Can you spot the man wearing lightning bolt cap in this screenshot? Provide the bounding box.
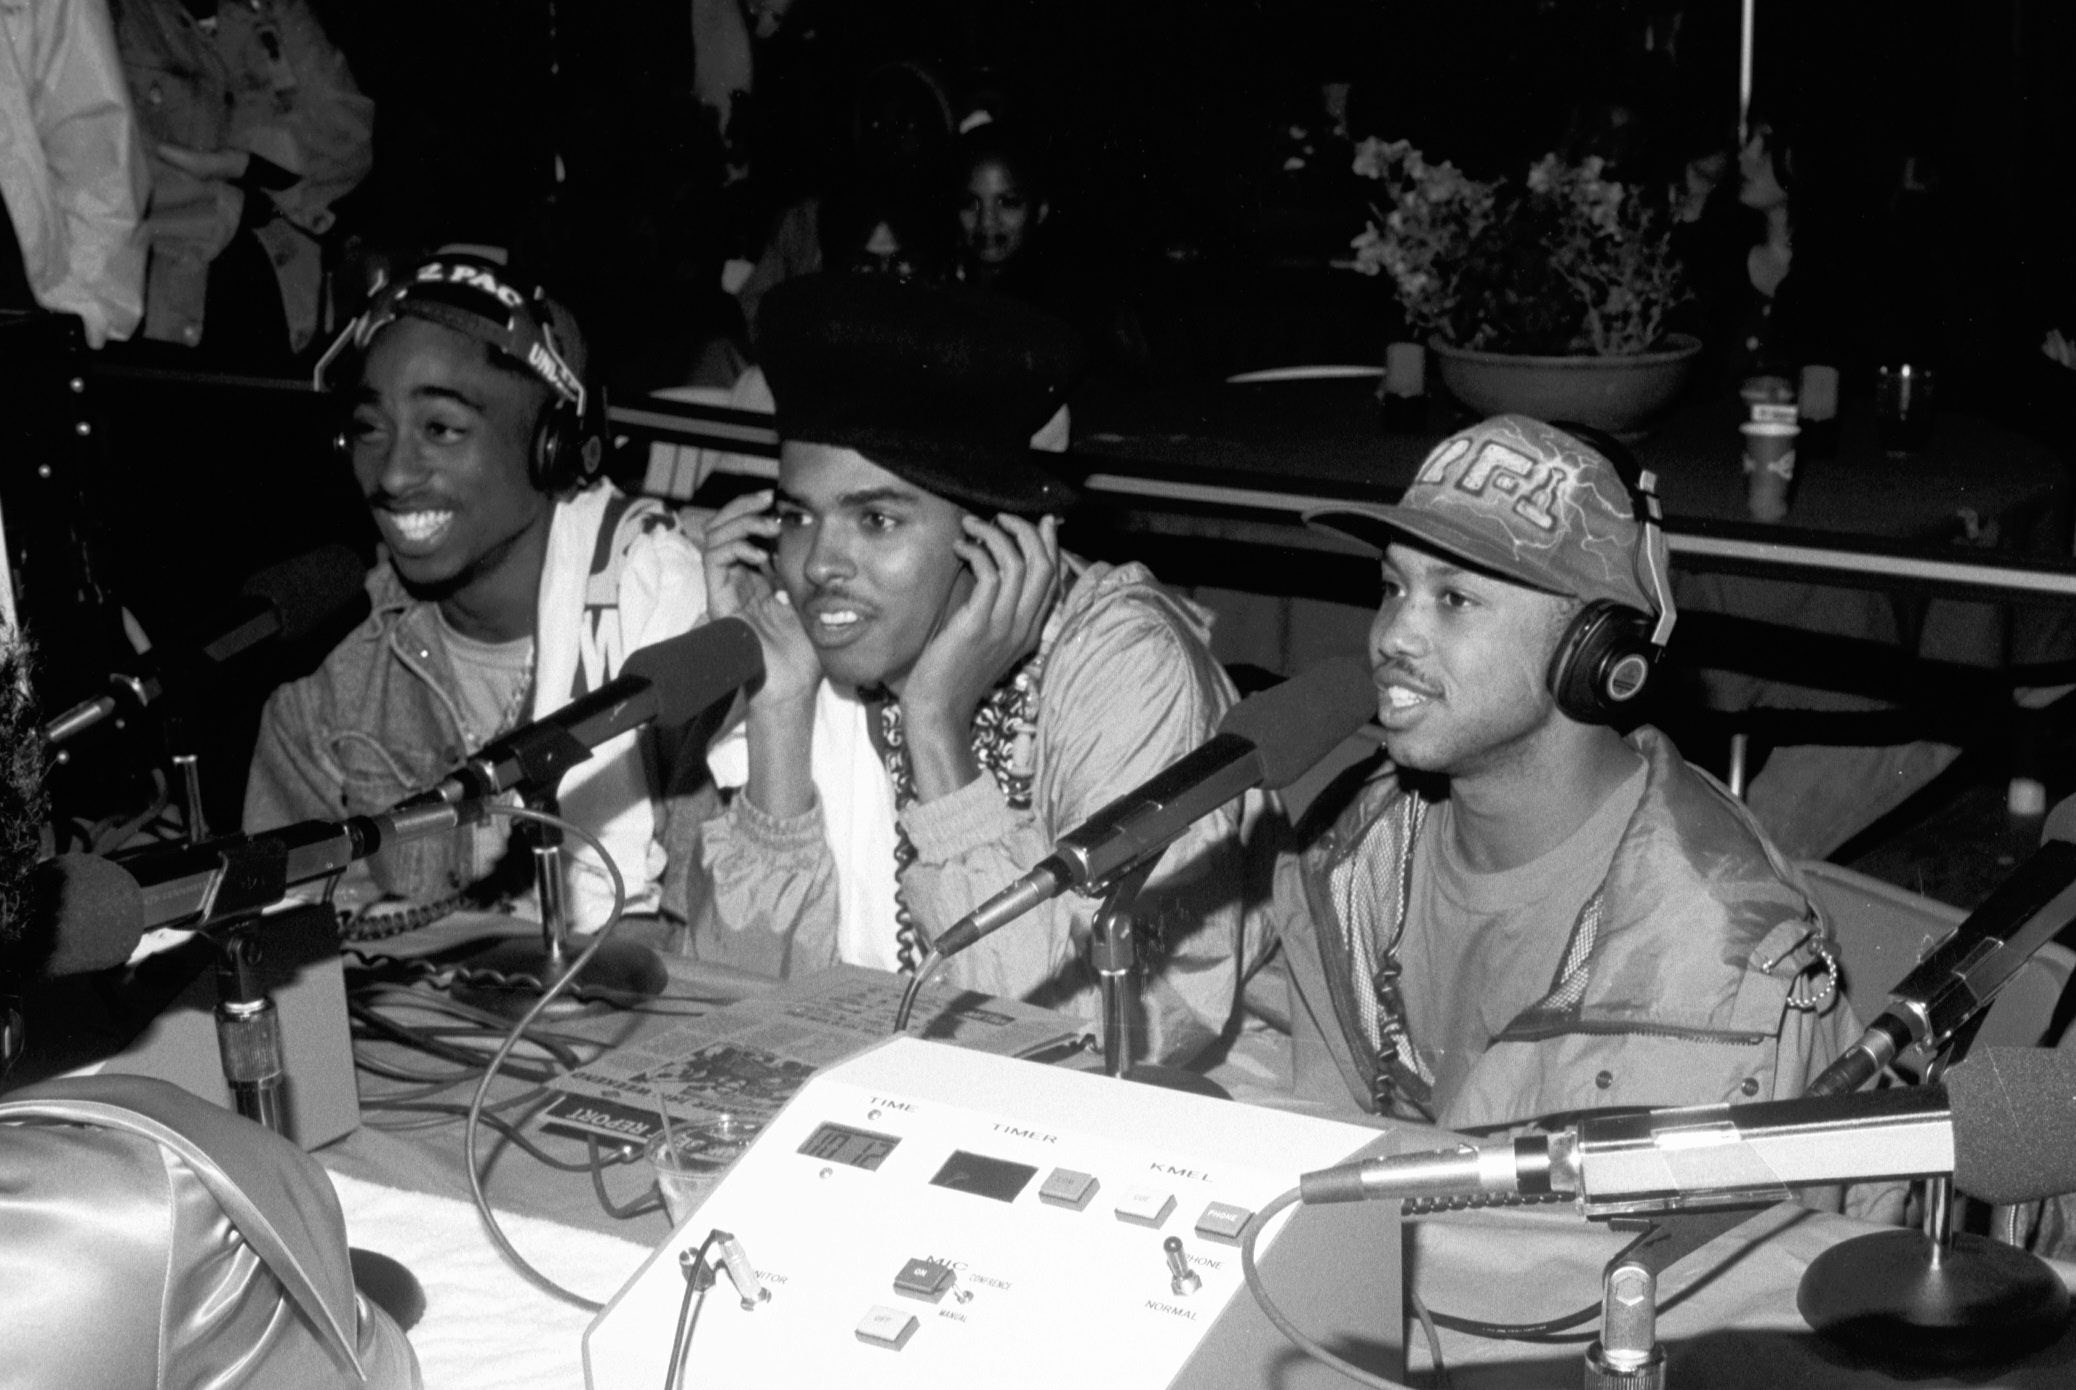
[1271,414,1863,1139]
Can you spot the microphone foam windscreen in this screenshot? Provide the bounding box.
[28,853,147,976]
[623,617,765,727]
[1220,655,1378,790]
[1946,1046,2076,1206]
[241,544,370,641]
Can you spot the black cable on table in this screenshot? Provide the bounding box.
[365,1100,602,1172]
[462,801,639,1312]
[664,1233,721,1390]
[1423,1301,1600,1342]
[589,1136,665,1220]
[1239,1188,1419,1390]
[360,987,610,1055]
[347,998,582,1079]
[1417,1218,1684,1342]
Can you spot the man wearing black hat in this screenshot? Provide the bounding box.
[681,275,1262,1064]
[1273,415,1862,1137]
[244,252,708,934]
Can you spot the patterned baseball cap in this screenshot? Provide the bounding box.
[1306,414,1664,617]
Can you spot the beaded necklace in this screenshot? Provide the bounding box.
[868,653,1044,973]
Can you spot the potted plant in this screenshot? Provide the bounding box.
[1349,139,1700,437]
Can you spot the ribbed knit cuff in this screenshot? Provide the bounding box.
[707,789,827,853]
[900,775,1020,862]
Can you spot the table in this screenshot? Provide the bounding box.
[1069,379,2075,858]
[314,916,2076,1389]
[1068,379,2070,548]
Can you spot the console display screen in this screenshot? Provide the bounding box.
[797,1122,900,1171]
[928,1151,1038,1203]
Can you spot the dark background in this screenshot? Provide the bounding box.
[21,0,2076,837]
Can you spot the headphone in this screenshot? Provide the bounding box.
[1543,431,1678,726]
[313,255,605,495]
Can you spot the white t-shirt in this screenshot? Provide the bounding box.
[1401,761,1647,1112]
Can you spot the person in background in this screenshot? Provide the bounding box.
[1269,415,1863,1139]
[680,274,1266,1064]
[948,119,1151,383]
[110,0,372,363]
[0,0,147,348]
[730,56,955,345]
[951,123,1050,293]
[244,252,707,936]
[817,170,950,286]
[1676,112,1845,390]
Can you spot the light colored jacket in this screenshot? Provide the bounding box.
[0,0,147,346]
[1275,727,1859,1132]
[244,486,708,930]
[677,560,1271,1064]
[110,0,371,349]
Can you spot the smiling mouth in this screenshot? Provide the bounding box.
[1376,674,1440,721]
[805,602,870,644]
[377,508,455,551]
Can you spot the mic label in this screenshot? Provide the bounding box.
[1148,1162,1210,1182]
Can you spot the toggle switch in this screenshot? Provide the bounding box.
[1164,1236,1202,1296]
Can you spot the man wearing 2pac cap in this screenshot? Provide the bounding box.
[681,275,1265,1064]
[1272,414,1862,1132]
[244,251,707,934]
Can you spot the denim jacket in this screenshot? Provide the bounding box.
[244,485,707,928]
[110,0,372,349]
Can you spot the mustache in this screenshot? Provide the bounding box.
[1373,657,1429,682]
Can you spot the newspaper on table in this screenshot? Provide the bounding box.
[540,963,1091,1147]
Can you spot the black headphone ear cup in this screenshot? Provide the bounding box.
[1549,600,1658,724]
[530,406,564,493]
[529,398,604,494]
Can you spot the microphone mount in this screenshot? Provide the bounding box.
[1798,1031,2071,1368]
[438,785,668,1019]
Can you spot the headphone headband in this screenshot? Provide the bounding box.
[1631,467,1678,650]
[312,257,587,416]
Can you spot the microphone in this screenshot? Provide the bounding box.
[1807,797,2076,1097]
[1297,1046,2076,1215]
[931,656,1378,960]
[32,798,501,963]
[24,853,149,975]
[398,617,762,808]
[43,545,370,745]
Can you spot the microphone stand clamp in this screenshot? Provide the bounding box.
[1087,859,1227,1099]
[445,785,667,1018]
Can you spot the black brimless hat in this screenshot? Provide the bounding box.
[757,275,1085,514]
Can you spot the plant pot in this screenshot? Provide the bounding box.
[1429,333,1704,441]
